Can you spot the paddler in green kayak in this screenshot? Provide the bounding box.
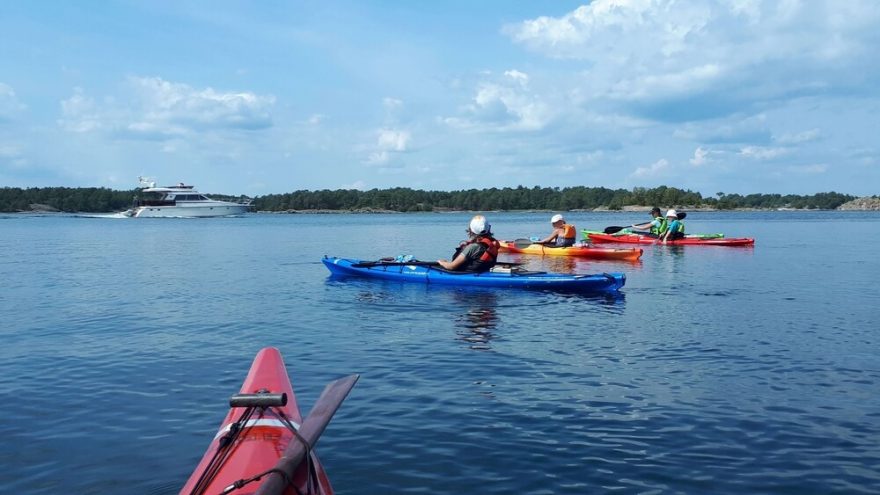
[437,215,500,272]
[630,207,666,237]
[660,209,686,243]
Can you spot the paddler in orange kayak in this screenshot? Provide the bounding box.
[536,214,577,247]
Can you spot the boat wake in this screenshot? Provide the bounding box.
[74,212,131,219]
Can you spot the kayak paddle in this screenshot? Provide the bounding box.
[513,238,560,248]
[352,260,442,268]
[253,374,360,495]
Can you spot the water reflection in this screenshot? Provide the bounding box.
[451,290,499,351]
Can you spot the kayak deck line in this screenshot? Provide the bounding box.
[212,417,302,440]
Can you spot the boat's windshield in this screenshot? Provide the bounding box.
[171,194,210,201]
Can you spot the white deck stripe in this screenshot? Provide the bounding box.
[214,418,301,439]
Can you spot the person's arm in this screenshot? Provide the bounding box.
[537,229,560,244]
[661,221,676,243]
[437,244,474,270]
[632,221,652,229]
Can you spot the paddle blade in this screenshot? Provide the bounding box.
[604,226,625,234]
[677,212,687,219]
[513,238,534,249]
[254,374,360,495]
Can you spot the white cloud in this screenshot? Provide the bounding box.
[367,151,389,165]
[57,77,276,138]
[631,158,670,178]
[128,76,275,132]
[377,129,410,152]
[58,88,103,133]
[504,70,529,87]
[610,64,723,100]
[504,1,880,121]
[739,145,788,159]
[341,180,367,190]
[690,147,710,166]
[366,128,411,166]
[445,74,553,132]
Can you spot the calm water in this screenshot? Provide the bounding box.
[1,211,878,494]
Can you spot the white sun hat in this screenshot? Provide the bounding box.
[469,215,490,235]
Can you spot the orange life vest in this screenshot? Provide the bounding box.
[561,224,576,240]
[460,235,499,272]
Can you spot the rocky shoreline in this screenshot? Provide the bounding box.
[837,197,880,210]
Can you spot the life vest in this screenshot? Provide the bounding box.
[556,224,576,247]
[651,217,668,235]
[459,235,499,272]
[671,220,685,234]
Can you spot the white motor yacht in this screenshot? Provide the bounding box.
[124,177,251,218]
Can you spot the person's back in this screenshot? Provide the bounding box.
[650,216,668,236]
[556,222,576,247]
[457,235,499,272]
[437,215,499,272]
[660,209,685,243]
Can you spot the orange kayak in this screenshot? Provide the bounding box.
[180,347,357,495]
[499,240,642,261]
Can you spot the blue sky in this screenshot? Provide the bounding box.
[1,1,878,196]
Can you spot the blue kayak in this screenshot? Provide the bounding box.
[322,256,625,292]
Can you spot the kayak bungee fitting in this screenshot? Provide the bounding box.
[180,347,358,495]
[586,231,755,246]
[322,256,625,292]
[498,239,642,261]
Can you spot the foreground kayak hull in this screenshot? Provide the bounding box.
[587,232,755,246]
[322,256,625,292]
[179,347,333,495]
[498,240,642,260]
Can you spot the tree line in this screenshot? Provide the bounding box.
[252,186,855,211]
[0,185,857,213]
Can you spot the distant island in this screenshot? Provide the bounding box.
[1,185,877,213]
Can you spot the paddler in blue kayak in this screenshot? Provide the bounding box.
[437,215,500,272]
[536,214,577,247]
[630,207,666,237]
[660,209,685,243]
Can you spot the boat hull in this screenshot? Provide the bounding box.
[498,241,642,260]
[587,232,755,246]
[129,203,249,218]
[179,347,333,495]
[322,257,625,292]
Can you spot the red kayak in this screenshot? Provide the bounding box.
[180,347,358,495]
[498,240,642,261]
[587,232,755,246]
